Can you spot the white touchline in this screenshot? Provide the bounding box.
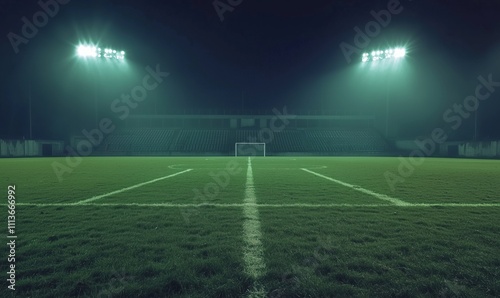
[10,203,500,208]
[243,157,267,298]
[73,169,193,205]
[301,168,411,206]
[10,202,500,207]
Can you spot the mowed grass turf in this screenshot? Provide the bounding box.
[292,157,500,204]
[259,207,500,297]
[251,166,385,205]
[101,160,247,205]
[0,156,499,297]
[1,157,188,204]
[1,206,250,297]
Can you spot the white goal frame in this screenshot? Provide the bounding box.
[235,142,266,157]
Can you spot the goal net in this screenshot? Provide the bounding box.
[235,143,266,157]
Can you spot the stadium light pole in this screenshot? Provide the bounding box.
[361,48,406,138]
[474,109,478,141]
[76,44,126,127]
[29,82,32,139]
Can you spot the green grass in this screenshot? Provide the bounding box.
[299,157,500,204]
[260,207,500,297]
[0,156,499,297]
[12,206,250,297]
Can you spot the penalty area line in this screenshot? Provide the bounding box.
[301,168,411,206]
[73,169,193,205]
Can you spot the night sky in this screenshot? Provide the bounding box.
[1,0,499,140]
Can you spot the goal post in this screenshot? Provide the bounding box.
[235,142,266,157]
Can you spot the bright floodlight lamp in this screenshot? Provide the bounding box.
[76,44,125,60]
[394,48,406,58]
[362,47,406,62]
[77,45,98,58]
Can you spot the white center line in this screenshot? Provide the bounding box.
[74,169,193,205]
[243,157,266,297]
[301,168,411,206]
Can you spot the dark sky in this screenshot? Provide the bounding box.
[1,0,499,139]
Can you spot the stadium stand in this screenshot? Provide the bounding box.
[98,128,176,153]
[89,111,392,156]
[96,127,388,156]
[305,128,388,153]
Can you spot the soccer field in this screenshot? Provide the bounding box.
[1,156,500,297]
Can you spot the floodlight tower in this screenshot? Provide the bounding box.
[361,47,406,138]
[76,44,126,127]
[77,45,126,60]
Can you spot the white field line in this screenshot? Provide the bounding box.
[73,169,193,205]
[243,157,266,298]
[10,202,500,208]
[301,168,411,206]
[169,165,327,170]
